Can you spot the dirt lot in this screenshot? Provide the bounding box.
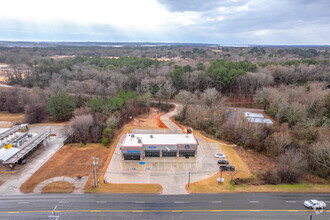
[20,144,110,193]
[234,146,278,174]
[20,110,165,194]
[128,108,162,128]
[41,181,75,193]
[0,112,24,126]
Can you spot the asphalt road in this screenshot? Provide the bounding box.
[0,193,329,219]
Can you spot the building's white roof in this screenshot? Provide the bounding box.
[0,147,20,162]
[244,112,264,118]
[247,117,273,124]
[122,133,197,147]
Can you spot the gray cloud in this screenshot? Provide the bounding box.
[0,0,329,44]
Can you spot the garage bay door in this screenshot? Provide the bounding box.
[123,153,140,160]
[179,150,195,157]
[145,150,160,157]
[162,150,177,157]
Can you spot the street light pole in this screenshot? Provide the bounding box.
[188,172,191,188]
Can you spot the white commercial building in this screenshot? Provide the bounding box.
[120,133,198,160]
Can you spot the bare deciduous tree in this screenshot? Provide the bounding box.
[201,87,219,108]
[64,114,94,144]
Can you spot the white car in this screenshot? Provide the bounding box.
[304,200,326,209]
[215,153,226,158]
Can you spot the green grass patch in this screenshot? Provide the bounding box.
[270,184,308,190]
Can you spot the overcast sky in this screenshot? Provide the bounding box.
[1,0,329,44]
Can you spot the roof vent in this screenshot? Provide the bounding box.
[186,134,189,138]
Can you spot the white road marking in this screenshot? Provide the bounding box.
[212,201,222,203]
[96,201,107,204]
[249,201,260,203]
[17,202,29,204]
[286,201,296,203]
[134,201,145,204]
[59,201,69,204]
[174,201,185,204]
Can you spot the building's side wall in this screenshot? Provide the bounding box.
[143,144,177,157]
[121,146,143,160]
[177,144,198,157]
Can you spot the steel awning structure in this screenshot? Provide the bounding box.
[0,124,28,141]
[3,129,51,164]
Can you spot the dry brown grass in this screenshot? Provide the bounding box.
[188,131,330,193]
[29,122,68,127]
[128,108,162,128]
[21,110,165,194]
[234,146,278,174]
[94,182,162,194]
[194,131,251,178]
[188,172,330,193]
[41,181,75,193]
[21,144,110,193]
[0,180,3,186]
[0,112,24,123]
[188,131,251,193]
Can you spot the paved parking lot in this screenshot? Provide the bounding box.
[120,160,203,172]
[104,103,223,194]
[104,131,221,194]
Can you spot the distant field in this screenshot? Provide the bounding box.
[0,112,24,124]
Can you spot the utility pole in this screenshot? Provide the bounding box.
[93,157,99,188]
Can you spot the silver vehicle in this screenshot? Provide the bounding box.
[304,200,326,209]
[215,153,226,158]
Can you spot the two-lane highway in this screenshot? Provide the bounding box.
[0,193,329,219]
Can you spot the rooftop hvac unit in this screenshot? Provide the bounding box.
[131,133,135,138]
[137,137,142,143]
[150,134,153,138]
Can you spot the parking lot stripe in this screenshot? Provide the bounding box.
[249,201,260,203]
[212,201,222,203]
[286,201,296,203]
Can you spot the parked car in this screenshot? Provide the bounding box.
[215,153,226,158]
[217,160,229,165]
[219,165,235,171]
[304,200,326,209]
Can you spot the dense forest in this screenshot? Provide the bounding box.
[0,46,329,182]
